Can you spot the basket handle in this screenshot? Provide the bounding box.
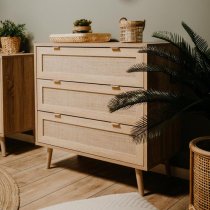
[119,17,146,30]
[119,17,127,24]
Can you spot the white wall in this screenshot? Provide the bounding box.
[0,0,210,45]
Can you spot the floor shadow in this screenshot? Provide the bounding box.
[143,171,189,196]
[53,155,135,183]
[4,138,40,155]
[53,155,189,197]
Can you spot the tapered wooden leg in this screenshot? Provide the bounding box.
[0,137,6,157]
[47,148,53,169]
[164,160,171,176]
[135,169,144,196]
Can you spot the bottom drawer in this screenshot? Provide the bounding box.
[37,111,144,166]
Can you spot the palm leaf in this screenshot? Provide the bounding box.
[128,63,178,80]
[127,63,209,97]
[152,31,196,69]
[131,96,206,143]
[138,46,182,65]
[152,31,192,54]
[137,45,201,78]
[131,107,177,143]
[182,22,210,59]
[108,89,184,113]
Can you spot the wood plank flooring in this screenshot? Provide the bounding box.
[0,139,189,210]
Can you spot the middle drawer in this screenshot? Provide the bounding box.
[37,79,143,125]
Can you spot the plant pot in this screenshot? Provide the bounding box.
[189,137,210,210]
[73,26,91,33]
[1,37,21,54]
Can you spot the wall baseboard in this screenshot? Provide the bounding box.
[151,164,189,180]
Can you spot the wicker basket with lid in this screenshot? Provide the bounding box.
[119,18,145,43]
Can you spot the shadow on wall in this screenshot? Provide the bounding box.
[21,33,34,53]
[171,114,210,169]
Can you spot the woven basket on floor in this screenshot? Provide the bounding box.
[119,18,145,43]
[0,166,20,210]
[1,37,21,54]
[189,137,210,210]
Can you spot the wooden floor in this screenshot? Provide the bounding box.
[0,139,189,210]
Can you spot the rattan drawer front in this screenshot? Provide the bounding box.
[37,79,143,125]
[37,111,144,166]
[36,47,143,87]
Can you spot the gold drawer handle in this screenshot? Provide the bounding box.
[54,80,61,85]
[112,47,121,52]
[54,113,61,118]
[54,46,60,51]
[111,123,121,129]
[112,85,121,90]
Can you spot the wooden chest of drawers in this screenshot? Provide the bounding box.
[34,43,179,195]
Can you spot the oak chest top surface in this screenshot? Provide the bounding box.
[34,42,165,48]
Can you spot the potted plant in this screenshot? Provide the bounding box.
[73,19,92,33]
[0,20,27,54]
[108,22,210,209]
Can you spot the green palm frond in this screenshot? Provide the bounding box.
[182,22,210,59]
[108,89,183,113]
[127,63,180,85]
[137,45,203,78]
[195,51,210,73]
[127,63,209,96]
[128,63,176,74]
[181,22,210,75]
[131,108,177,143]
[131,96,206,143]
[153,31,192,55]
[138,46,182,65]
[131,100,185,143]
[152,31,196,68]
[153,27,210,76]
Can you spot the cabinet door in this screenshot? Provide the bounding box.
[37,111,144,166]
[0,58,3,135]
[37,79,143,125]
[36,47,144,87]
[2,55,34,134]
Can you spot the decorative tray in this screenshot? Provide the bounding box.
[49,33,111,43]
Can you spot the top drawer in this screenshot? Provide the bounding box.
[36,47,144,87]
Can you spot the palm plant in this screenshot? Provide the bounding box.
[108,22,210,143]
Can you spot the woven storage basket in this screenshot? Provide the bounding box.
[189,137,210,210]
[1,37,21,54]
[119,18,145,43]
